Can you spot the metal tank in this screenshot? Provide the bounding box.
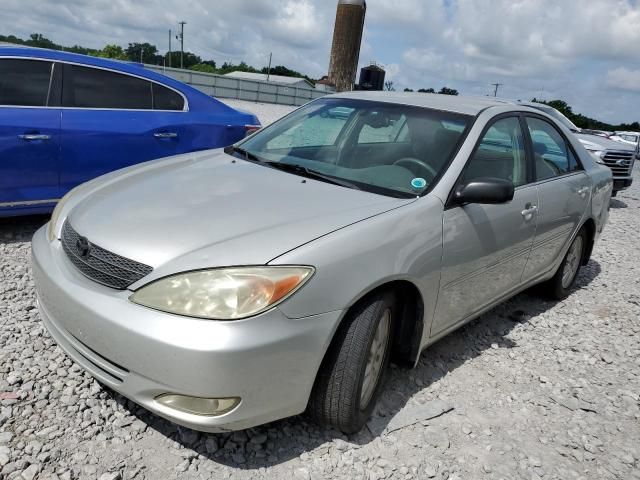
[358,63,385,91]
[327,0,367,92]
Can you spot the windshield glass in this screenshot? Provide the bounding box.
[237,98,472,197]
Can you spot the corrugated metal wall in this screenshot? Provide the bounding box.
[145,66,327,106]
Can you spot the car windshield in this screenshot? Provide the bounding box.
[236,98,472,197]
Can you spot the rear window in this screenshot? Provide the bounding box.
[0,59,52,107]
[62,64,152,109]
[152,83,184,111]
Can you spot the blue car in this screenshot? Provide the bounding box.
[0,46,260,217]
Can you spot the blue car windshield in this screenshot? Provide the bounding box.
[237,98,472,197]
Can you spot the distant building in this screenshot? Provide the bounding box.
[315,76,337,93]
[223,71,315,89]
[358,63,385,91]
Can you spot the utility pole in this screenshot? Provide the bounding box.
[491,83,503,97]
[266,53,272,82]
[178,21,186,69]
[140,47,144,64]
[168,29,172,68]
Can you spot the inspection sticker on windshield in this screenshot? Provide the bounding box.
[411,178,427,190]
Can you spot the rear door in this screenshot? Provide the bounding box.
[59,64,187,193]
[0,58,61,209]
[521,115,591,279]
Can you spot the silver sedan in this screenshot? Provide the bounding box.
[32,92,613,434]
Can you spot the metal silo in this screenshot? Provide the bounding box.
[328,0,367,92]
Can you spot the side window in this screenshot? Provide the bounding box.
[358,115,408,144]
[266,106,354,150]
[462,117,527,187]
[152,83,184,111]
[0,59,52,107]
[526,117,579,180]
[62,65,152,109]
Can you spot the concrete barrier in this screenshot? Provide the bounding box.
[145,65,327,106]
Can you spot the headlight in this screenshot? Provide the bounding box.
[130,266,314,320]
[47,186,80,241]
[587,150,605,164]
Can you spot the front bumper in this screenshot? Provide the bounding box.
[613,178,633,192]
[31,226,342,432]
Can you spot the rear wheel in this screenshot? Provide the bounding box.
[308,292,395,434]
[540,228,586,300]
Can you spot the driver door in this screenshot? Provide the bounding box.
[432,116,538,336]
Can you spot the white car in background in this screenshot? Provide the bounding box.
[514,102,636,197]
[609,131,639,148]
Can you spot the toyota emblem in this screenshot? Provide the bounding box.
[76,236,91,259]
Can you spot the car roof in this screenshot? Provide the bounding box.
[0,45,152,77]
[0,45,252,116]
[329,91,514,116]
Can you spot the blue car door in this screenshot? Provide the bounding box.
[59,63,188,193]
[0,58,61,211]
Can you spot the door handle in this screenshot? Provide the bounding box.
[577,187,589,198]
[18,134,51,141]
[153,132,178,139]
[521,204,538,221]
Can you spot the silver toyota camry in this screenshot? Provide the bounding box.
[32,92,613,434]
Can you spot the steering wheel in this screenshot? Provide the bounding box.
[393,157,438,181]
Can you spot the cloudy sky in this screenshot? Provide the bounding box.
[2,0,640,123]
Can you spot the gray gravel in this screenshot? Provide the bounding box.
[1,103,639,479]
[221,99,296,126]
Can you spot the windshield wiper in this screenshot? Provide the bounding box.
[264,162,361,191]
[224,147,361,191]
[224,145,266,164]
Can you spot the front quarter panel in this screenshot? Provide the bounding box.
[270,195,445,347]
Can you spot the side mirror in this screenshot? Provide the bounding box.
[455,177,515,205]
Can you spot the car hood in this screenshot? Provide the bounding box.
[575,133,635,152]
[68,150,414,275]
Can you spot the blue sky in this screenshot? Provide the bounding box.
[2,0,639,124]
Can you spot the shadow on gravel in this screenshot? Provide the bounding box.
[0,215,49,245]
[107,260,602,470]
[610,198,628,209]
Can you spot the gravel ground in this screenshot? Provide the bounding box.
[221,99,295,125]
[1,101,639,479]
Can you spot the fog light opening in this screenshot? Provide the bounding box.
[155,394,240,417]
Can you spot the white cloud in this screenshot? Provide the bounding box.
[2,0,640,122]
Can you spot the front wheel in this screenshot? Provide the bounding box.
[308,292,395,434]
[541,228,586,300]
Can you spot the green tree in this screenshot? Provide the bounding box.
[166,51,203,69]
[97,44,127,60]
[384,81,395,91]
[125,43,159,64]
[418,88,435,93]
[189,63,216,74]
[26,33,57,49]
[438,87,459,96]
[404,88,414,92]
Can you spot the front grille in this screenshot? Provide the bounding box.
[61,221,153,290]
[602,151,634,176]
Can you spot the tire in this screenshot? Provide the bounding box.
[540,228,587,300]
[308,292,395,434]
[611,190,618,198]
